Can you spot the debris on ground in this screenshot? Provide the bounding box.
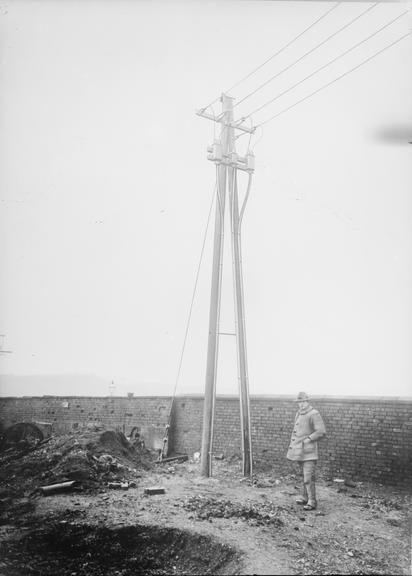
[107,481,130,490]
[183,495,285,527]
[0,427,155,500]
[40,481,79,495]
[157,454,188,465]
[344,479,357,488]
[144,487,166,495]
[386,513,403,527]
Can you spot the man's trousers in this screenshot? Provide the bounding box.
[299,460,317,505]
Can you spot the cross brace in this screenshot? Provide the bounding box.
[196,109,256,134]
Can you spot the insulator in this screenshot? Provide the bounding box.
[246,152,255,171]
[206,140,223,162]
[213,141,222,160]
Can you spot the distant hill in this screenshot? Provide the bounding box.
[0,374,113,397]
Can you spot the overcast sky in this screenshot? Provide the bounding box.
[0,0,411,398]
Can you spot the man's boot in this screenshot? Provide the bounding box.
[296,485,308,505]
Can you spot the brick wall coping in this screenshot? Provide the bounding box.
[0,394,411,403]
[0,395,173,400]
[174,393,412,403]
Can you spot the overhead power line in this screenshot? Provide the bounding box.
[246,9,408,119]
[258,30,412,128]
[234,1,379,109]
[225,2,342,95]
[200,2,341,113]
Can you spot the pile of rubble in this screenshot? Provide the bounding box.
[0,425,153,497]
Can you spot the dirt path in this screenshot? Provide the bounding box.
[13,460,409,575]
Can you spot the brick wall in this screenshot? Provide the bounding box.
[0,394,411,485]
[170,395,412,486]
[0,395,172,450]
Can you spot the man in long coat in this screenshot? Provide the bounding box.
[286,391,326,511]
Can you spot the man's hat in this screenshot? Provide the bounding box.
[295,391,309,402]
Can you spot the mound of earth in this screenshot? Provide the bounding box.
[0,427,153,498]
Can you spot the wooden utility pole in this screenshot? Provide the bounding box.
[200,94,233,477]
[198,94,255,477]
[229,170,253,476]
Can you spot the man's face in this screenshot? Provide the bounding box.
[298,400,309,410]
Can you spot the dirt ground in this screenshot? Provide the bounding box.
[1,456,411,574]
